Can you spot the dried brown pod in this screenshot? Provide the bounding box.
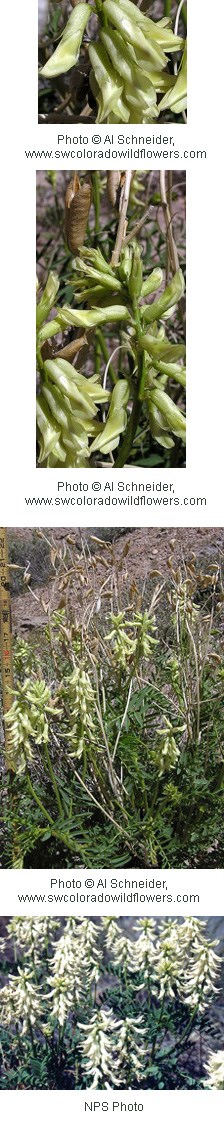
[65,174,92,254]
[106,171,122,207]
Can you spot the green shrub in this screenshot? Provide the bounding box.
[0,916,221,1090]
[1,536,223,869]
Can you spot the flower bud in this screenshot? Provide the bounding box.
[57,304,130,329]
[147,399,174,449]
[153,360,186,387]
[149,386,186,440]
[128,242,143,300]
[119,245,133,285]
[142,270,185,325]
[41,4,90,77]
[140,334,185,363]
[36,271,59,330]
[38,318,62,343]
[74,257,122,291]
[141,269,163,298]
[76,246,113,276]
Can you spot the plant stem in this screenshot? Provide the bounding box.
[92,173,100,243]
[26,771,54,826]
[28,1020,36,1055]
[25,771,87,861]
[43,741,64,818]
[70,763,132,847]
[111,172,132,267]
[181,3,187,31]
[115,347,144,466]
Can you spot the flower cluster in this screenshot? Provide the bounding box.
[37,245,185,467]
[105,609,158,671]
[5,678,61,774]
[181,920,223,1013]
[105,917,135,971]
[78,1008,122,1088]
[71,245,186,452]
[79,1008,148,1088]
[37,357,110,468]
[116,1016,148,1083]
[0,967,42,1036]
[64,664,96,759]
[47,920,102,1028]
[105,917,223,1014]
[40,1,186,125]
[36,269,130,467]
[173,577,200,629]
[151,717,185,776]
[6,917,58,964]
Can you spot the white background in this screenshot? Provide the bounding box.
[0,0,224,1119]
[0,867,223,916]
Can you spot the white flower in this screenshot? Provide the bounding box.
[153,920,185,1000]
[177,919,222,1012]
[0,967,42,1035]
[65,666,96,758]
[116,1016,148,1083]
[5,679,61,773]
[47,919,102,1026]
[105,919,135,972]
[204,1050,224,1089]
[78,1008,123,1088]
[7,917,58,962]
[131,919,157,986]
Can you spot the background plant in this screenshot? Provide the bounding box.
[0,915,222,1090]
[0,531,223,870]
[36,170,186,469]
[38,0,187,125]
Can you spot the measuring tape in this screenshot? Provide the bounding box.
[0,527,14,753]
